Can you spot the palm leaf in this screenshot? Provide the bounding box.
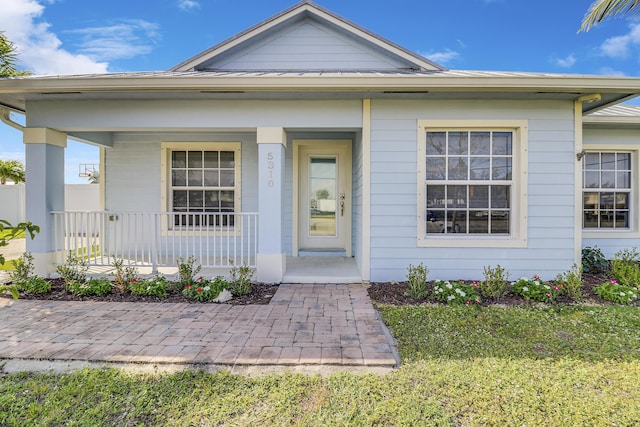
[580,0,640,32]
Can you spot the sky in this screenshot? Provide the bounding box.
[2,0,640,183]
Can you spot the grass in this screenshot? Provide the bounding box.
[1,305,639,425]
[0,228,25,240]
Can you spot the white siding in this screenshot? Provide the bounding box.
[582,128,640,259]
[206,20,410,71]
[368,99,576,281]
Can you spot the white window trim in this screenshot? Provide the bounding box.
[160,142,242,236]
[417,120,528,248]
[582,145,639,239]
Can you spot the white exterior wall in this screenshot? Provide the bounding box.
[582,128,640,258]
[368,99,576,281]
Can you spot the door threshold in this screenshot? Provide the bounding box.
[298,249,347,257]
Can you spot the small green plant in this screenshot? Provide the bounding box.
[112,257,138,293]
[129,275,169,297]
[555,264,584,301]
[228,262,254,296]
[17,276,51,295]
[406,263,429,300]
[593,280,639,305]
[9,252,35,285]
[182,276,228,302]
[432,280,481,305]
[65,277,111,297]
[177,256,201,289]
[56,253,88,284]
[611,248,640,288]
[481,264,510,299]
[581,246,609,274]
[512,275,562,303]
[0,220,39,265]
[0,284,19,299]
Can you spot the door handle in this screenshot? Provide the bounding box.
[340,193,345,216]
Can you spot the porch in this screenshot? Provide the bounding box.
[51,211,362,283]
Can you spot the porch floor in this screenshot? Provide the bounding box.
[283,256,362,284]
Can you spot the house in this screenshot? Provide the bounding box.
[2,1,640,283]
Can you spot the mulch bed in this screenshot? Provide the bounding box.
[7,278,278,305]
[1,272,620,307]
[366,272,614,306]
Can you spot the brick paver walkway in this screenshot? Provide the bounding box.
[0,284,398,368]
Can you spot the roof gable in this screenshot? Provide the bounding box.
[170,1,444,72]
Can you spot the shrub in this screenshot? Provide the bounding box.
[555,264,584,301]
[593,280,639,305]
[129,275,169,297]
[177,256,201,289]
[406,263,429,300]
[581,246,609,274]
[228,262,254,296]
[9,252,34,285]
[57,253,88,284]
[481,264,510,299]
[611,248,640,288]
[512,275,562,303]
[112,257,138,293]
[65,277,111,297]
[16,276,51,295]
[182,276,228,302]
[432,280,480,305]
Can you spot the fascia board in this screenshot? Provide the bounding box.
[3,75,640,94]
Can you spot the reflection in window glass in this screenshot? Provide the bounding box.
[582,151,631,230]
[425,130,513,235]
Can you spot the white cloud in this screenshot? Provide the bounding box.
[600,22,640,59]
[68,20,160,61]
[0,0,108,74]
[178,0,200,11]
[553,54,576,68]
[598,67,627,76]
[421,49,460,66]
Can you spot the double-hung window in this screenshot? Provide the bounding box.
[162,143,241,229]
[417,120,528,247]
[583,151,631,230]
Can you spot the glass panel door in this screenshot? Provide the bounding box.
[309,157,337,236]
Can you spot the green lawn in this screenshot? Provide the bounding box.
[0,228,25,240]
[1,304,639,426]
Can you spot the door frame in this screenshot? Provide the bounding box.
[293,139,352,257]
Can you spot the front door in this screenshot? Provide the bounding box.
[295,140,351,255]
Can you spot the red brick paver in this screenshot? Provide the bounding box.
[0,284,398,368]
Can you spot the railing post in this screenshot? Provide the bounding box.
[151,212,158,274]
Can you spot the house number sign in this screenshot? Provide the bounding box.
[267,152,275,187]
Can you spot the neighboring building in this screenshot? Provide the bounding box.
[2,1,640,282]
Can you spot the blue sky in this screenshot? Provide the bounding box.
[2,0,640,183]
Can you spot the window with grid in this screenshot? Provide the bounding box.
[425,130,513,235]
[170,150,236,227]
[583,151,631,230]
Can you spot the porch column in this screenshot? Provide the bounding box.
[23,128,66,276]
[256,127,286,283]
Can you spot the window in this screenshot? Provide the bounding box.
[162,143,241,228]
[417,120,527,248]
[583,151,631,230]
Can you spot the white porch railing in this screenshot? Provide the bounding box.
[52,211,258,271]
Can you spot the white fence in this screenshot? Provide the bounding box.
[52,211,258,271]
[0,184,100,224]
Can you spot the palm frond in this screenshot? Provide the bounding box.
[580,0,640,32]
